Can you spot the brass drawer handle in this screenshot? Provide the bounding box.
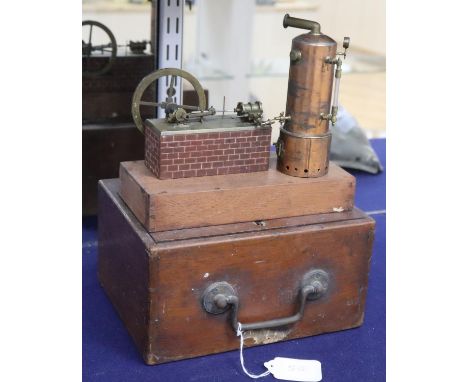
[202,269,329,332]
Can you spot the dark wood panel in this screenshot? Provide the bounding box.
[82,55,155,124]
[82,124,144,215]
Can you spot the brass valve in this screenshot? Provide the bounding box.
[320,106,338,125]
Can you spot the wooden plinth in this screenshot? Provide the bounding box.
[119,157,355,232]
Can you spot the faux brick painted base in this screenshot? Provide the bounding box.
[144,127,271,179]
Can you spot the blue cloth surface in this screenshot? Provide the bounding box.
[83,139,386,382]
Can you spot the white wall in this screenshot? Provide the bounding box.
[82,10,151,44]
[317,0,385,55]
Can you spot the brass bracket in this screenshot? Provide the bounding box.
[275,139,284,157]
[325,56,343,78]
[289,49,302,63]
[279,128,331,140]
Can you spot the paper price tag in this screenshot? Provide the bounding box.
[264,357,322,382]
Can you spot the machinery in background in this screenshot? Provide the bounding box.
[82,18,208,215]
[82,20,155,123]
[82,19,155,215]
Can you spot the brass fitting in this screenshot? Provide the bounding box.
[283,14,321,35]
[289,49,302,63]
[320,106,338,126]
[325,56,342,78]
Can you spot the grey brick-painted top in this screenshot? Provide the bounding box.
[145,115,272,136]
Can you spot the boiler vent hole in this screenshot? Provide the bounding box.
[304,169,308,173]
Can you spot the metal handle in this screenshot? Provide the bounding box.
[283,14,321,35]
[202,269,329,332]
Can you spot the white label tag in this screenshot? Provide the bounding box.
[264,357,322,382]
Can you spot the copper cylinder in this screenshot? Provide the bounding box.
[277,16,337,178]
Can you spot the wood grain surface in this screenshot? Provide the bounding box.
[97,179,152,360]
[99,179,374,364]
[119,157,356,232]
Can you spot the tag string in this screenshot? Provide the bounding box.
[237,322,271,379]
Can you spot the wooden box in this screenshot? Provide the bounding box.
[119,158,356,232]
[98,179,374,365]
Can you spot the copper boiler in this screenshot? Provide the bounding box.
[277,14,348,178]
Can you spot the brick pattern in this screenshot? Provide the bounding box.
[145,126,162,178]
[144,128,271,179]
